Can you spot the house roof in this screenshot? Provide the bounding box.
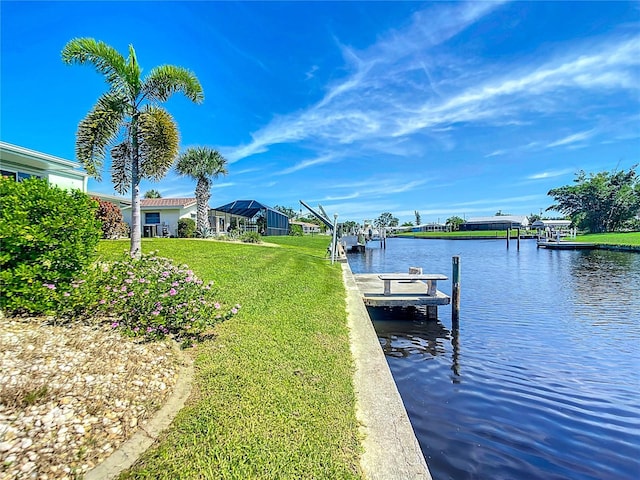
[531,219,572,228]
[213,199,283,219]
[465,215,529,225]
[140,198,197,208]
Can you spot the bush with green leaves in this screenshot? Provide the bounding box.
[93,251,239,343]
[0,178,101,314]
[178,218,196,238]
[289,224,303,236]
[240,231,262,243]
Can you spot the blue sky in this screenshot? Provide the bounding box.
[2,1,639,224]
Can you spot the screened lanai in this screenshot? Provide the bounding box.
[210,200,290,236]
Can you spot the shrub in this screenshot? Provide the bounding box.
[289,224,303,236]
[0,178,101,314]
[240,231,261,243]
[93,251,238,344]
[93,198,128,239]
[178,218,196,238]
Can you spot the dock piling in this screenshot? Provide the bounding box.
[452,256,460,327]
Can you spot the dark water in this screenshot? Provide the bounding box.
[347,238,640,480]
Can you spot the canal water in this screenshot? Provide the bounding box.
[347,238,640,480]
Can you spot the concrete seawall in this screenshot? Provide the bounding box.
[342,262,432,480]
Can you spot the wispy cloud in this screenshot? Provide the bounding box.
[547,130,595,148]
[527,169,575,180]
[276,153,338,175]
[222,1,638,166]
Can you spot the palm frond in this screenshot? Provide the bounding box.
[76,92,127,179]
[137,106,180,181]
[176,146,228,180]
[142,65,204,104]
[61,38,130,92]
[110,141,133,194]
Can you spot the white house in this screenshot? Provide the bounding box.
[0,141,88,191]
[122,198,197,237]
[290,220,321,234]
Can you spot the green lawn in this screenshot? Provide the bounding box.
[97,236,361,479]
[575,231,640,246]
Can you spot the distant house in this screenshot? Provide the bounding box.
[290,221,321,234]
[122,198,197,237]
[210,200,289,236]
[0,141,88,191]
[412,222,447,233]
[531,219,572,230]
[462,215,529,231]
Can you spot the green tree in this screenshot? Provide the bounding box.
[374,212,399,228]
[401,221,414,227]
[274,205,297,219]
[414,210,421,226]
[144,189,162,198]
[62,38,203,256]
[176,147,228,233]
[342,220,359,233]
[528,212,542,223]
[446,216,465,231]
[547,166,640,233]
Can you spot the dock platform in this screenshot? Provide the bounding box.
[354,273,450,317]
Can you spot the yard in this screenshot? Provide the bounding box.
[96,236,362,479]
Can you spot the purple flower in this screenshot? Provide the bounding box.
[169,288,177,296]
[185,277,193,283]
[172,281,179,287]
[128,291,134,297]
[161,271,170,278]
[99,299,106,304]
[231,308,238,314]
[214,303,221,309]
[63,292,70,297]
[111,322,119,328]
[121,286,127,292]
[152,310,160,316]
[139,278,146,283]
[125,278,133,284]
[143,289,150,295]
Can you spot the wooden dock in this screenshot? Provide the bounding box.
[354,273,450,318]
[537,239,596,250]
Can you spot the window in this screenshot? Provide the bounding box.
[1,170,17,180]
[145,212,160,224]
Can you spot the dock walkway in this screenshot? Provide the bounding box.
[354,273,450,318]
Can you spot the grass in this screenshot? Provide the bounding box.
[96,236,362,479]
[575,231,640,246]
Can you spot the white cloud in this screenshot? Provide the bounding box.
[547,130,595,148]
[527,169,575,180]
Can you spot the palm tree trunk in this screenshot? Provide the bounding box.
[130,117,142,257]
[195,177,211,232]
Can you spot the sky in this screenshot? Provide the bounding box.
[1,1,639,225]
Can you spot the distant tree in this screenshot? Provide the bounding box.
[342,220,359,233]
[528,212,542,223]
[547,165,640,233]
[401,221,414,227]
[414,210,421,226]
[495,210,510,216]
[176,147,228,234]
[144,189,162,199]
[62,37,203,256]
[375,212,399,228]
[446,216,465,231]
[274,205,297,219]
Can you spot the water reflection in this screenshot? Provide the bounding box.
[370,306,450,358]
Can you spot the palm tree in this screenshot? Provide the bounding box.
[176,147,228,233]
[144,189,162,199]
[62,38,203,256]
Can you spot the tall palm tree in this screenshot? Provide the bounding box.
[176,147,228,233]
[62,38,203,256]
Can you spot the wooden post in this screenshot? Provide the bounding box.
[506,227,510,248]
[517,227,520,250]
[452,256,460,327]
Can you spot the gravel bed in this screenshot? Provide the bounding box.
[0,317,181,480]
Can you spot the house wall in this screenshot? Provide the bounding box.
[123,206,197,237]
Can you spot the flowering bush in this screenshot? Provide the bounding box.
[93,251,238,343]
